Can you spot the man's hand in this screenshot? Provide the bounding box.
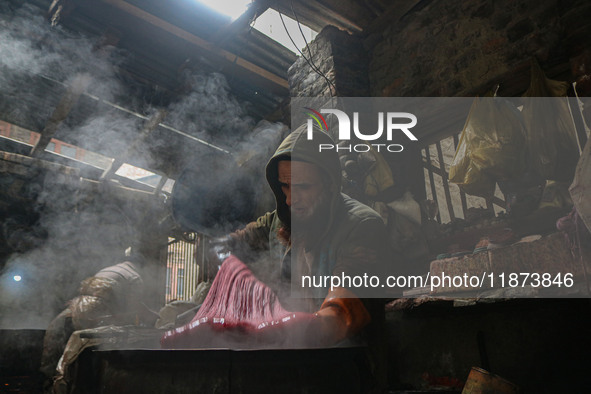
[255,287,372,347]
[205,236,233,277]
[314,287,371,344]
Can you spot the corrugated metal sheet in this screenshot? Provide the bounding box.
[0,0,395,179]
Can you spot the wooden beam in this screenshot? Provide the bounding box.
[276,0,364,33]
[48,0,77,26]
[30,74,91,158]
[79,178,162,205]
[211,0,270,46]
[100,109,168,180]
[102,0,288,90]
[1,150,162,205]
[2,150,80,177]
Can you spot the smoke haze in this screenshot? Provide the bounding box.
[0,3,289,330]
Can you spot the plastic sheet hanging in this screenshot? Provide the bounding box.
[449,95,526,198]
[570,137,591,234]
[521,59,580,182]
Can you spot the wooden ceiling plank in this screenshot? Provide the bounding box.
[309,0,364,32]
[274,0,363,33]
[102,0,289,90]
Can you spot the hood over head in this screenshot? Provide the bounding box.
[265,124,341,227]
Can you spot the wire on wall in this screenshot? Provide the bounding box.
[278,4,337,98]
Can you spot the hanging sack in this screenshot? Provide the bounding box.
[449,94,525,198]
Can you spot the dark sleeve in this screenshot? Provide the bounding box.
[332,216,390,295]
[229,211,275,257]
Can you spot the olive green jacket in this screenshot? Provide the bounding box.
[231,125,389,310]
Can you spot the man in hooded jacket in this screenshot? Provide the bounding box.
[215,125,389,389]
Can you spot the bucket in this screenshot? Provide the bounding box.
[461,367,519,394]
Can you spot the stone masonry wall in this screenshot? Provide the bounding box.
[366,0,591,97]
[288,25,370,97]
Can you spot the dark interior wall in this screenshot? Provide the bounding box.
[366,0,591,98]
[287,0,591,228]
[362,0,591,209]
[361,2,591,391]
[287,0,591,203]
[289,0,591,98]
[386,299,591,393]
[286,2,591,392]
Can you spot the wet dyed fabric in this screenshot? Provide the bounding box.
[161,255,319,349]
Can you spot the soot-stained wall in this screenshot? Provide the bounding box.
[287,0,591,215]
[366,0,591,97]
[290,0,591,98]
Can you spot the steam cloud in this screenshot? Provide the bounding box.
[0,3,289,329]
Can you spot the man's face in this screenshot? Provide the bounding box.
[277,160,328,225]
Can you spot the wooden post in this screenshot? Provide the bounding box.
[453,133,468,218]
[153,175,168,195]
[423,147,441,223]
[210,0,270,46]
[436,141,456,222]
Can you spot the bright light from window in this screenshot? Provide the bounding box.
[114,163,175,192]
[13,275,22,282]
[197,0,251,20]
[253,9,317,54]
